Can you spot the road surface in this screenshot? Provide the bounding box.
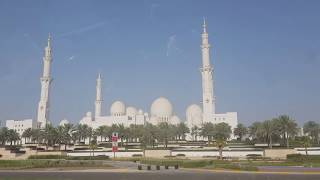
[0,169,319,180]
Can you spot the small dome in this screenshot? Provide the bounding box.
[138,109,144,115]
[150,97,173,118]
[86,111,92,117]
[126,106,137,116]
[170,115,181,125]
[59,119,69,126]
[186,104,203,126]
[110,101,126,116]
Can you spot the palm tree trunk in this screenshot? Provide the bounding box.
[219,147,223,159]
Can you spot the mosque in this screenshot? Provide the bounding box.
[78,20,238,135]
[5,20,238,139]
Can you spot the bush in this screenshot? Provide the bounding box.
[0,160,112,169]
[176,154,186,157]
[132,154,143,157]
[28,155,110,160]
[287,154,320,163]
[246,154,263,160]
[28,155,66,159]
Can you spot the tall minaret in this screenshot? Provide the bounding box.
[95,73,103,117]
[37,34,53,129]
[201,19,215,123]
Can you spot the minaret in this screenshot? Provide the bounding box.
[37,34,53,129]
[95,73,103,117]
[201,19,215,123]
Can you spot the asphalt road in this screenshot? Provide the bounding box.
[0,170,319,180]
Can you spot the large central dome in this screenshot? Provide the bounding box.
[110,101,126,116]
[150,97,173,117]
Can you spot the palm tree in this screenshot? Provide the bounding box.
[7,129,20,146]
[59,124,73,151]
[259,119,280,148]
[298,136,312,155]
[277,115,298,148]
[95,126,106,143]
[30,129,42,145]
[22,128,33,144]
[303,121,320,145]
[191,125,200,141]
[212,122,232,159]
[157,122,172,148]
[43,124,58,150]
[177,122,190,140]
[233,123,248,141]
[249,122,263,142]
[0,127,9,145]
[200,122,215,144]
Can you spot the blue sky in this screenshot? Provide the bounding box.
[0,0,319,126]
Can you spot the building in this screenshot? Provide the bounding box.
[5,35,53,132]
[79,20,237,134]
[186,20,238,138]
[6,119,34,136]
[37,34,53,129]
[0,120,5,128]
[78,75,181,129]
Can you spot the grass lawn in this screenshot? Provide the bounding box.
[0,159,113,170]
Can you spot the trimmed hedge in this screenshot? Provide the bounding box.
[0,160,111,169]
[28,155,109,160]
[287,154,320,163]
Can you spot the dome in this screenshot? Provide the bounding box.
[126,106,137,116]
[186,104,202,117]
[59,119,69,126]
[150,97,173,117]
[138,109,144,115]
[110,101,126,116]
[86,111,92,117]
[170,115,181,125]
[186,104,203,126]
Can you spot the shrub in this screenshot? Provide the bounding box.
[28,155,66,159]
[287,154,320,163]
[66,156,109,160]
[176,154,186,157]
[132,154,143,157]
[164,155,176,158]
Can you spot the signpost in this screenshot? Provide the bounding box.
[112,132,118,158]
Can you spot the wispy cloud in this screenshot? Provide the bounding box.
[166,35,181,57]
[149,3,160,21]
[23,33,41,51]
[59,21,106,38]
[68,55,75,61]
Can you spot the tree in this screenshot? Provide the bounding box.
[22,128,33,144]
[200,122,215,143]
[303,121,320,145]
[43,124,58,149]
[212,123,232,159]
[59,124,73,151]
[249,122,263,142]
[176,123,190,140]
[191,125,200,141]
[258,119,280,148]
[233,123,248,141]
[95,126,107,142]
[0,127,9,145]
[277,115,298,148]
[157,122,172,148]
[297,136,312,155]
[7,129,20,146]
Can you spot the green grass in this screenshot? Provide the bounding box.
[0,159,112,169]
[28,155,110,160]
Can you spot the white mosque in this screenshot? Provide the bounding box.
[5,20,238,139]
[78,20,238,134]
